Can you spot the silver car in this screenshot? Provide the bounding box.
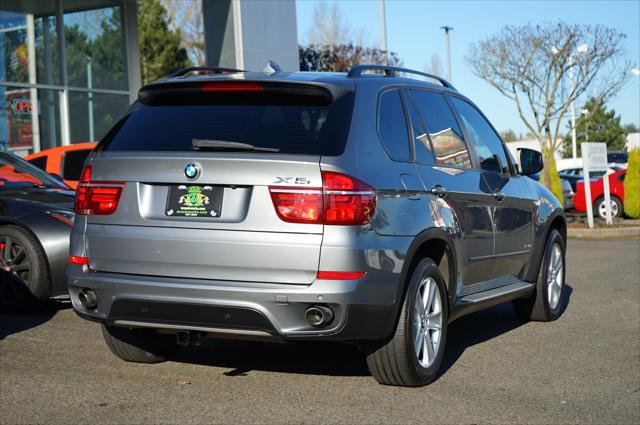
[67,65,567,386]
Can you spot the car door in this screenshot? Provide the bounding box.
[448,96,535,281]
[406,89,496,287]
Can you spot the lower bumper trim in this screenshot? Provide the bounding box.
[113,320,274,338]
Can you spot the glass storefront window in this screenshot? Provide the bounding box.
[69,91,129,143]
[0,6,62,85]
[0,86,62,153]
[64,1,128,91]
[1,0,133,154]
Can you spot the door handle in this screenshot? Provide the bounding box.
[430,185,449,198]
[493,191,505,201]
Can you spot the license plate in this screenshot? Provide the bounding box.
[165,185,223,217]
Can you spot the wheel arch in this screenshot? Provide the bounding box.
[394,228,458,318]
[525,211,566,283]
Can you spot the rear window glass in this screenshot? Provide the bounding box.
[63,149,92,180]
[98,93,354,156]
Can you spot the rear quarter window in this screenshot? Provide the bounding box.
[377,90,411,162]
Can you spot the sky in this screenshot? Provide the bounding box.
[295,0,640,137]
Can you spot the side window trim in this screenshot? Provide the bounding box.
[376,87,414,163]
[402,89,435,165]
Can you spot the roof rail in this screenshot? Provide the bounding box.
[169,66,246,77]
[347,65,456,90]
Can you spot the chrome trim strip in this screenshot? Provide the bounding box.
[113,320,274,337]
[468,249,531,262]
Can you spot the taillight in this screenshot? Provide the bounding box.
[268,172,376,225]
[269,187,323,223]
[322,171,376,225]
[75,165,124,215]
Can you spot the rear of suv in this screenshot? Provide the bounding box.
[67,65,567,387]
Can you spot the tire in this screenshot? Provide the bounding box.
[513,229,565,322]
[594,196,623,219]
[366,258,448,387]
[0,225,50,312]
[102,324,179,363]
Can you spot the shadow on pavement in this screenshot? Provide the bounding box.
[177,339,370,377]
[173,285,573,379]
[439,284,574,378]
[0,301,72,340]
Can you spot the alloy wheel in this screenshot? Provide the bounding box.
[598,200,619,219]
[546,243,563,310]
[0,236,31,280]
[412,277,443,368]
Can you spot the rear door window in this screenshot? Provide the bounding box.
[449,97,510,174]
[98,92,354,156]
[377,90,411,162]
[409,90,471,168]
[63,149,92,180]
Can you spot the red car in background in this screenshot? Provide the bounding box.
[24,143,96,189]
[574,169,627,219]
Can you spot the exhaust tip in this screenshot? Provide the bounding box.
[78,288,98,310]
[305,305,334,328]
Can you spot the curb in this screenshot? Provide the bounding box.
[568,226,640,240]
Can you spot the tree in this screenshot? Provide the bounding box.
[623,123,639,133]
[299,44,402,72]
[466,22,631,203]
[306,2,359,46]
[138,0,191,84]
[624,149,640,218]
[500,129,519,143]
[162,0,205,66]
[424,53,444,78]
[562,98,629,157]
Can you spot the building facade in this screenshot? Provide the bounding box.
[0,0,298,156]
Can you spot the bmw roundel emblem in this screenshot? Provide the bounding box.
[184,162,200,180]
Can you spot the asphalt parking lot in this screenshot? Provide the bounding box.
[1,238,639,424]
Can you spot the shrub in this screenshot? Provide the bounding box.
[624,149,640,218]
[543,148,564,207]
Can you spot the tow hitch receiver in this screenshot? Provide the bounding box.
[176,331,205,346]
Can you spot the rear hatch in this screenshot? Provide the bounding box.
[84,78,354,284]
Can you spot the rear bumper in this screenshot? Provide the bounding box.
[66,265,400,341]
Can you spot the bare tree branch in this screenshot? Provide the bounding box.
[466,22,632,155]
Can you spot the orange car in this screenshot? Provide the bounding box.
[25,143,96,189]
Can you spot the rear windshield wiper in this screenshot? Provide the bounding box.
[192,138,280,152]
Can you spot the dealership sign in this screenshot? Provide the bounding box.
[582,142,612,227]
[11,98,40,115]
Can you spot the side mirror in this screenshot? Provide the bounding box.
[518,148,543,175]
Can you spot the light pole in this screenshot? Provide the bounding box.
[440,26,453,82]
[581,108,590,144]
[379,0,388,65]
[564,44,589,162]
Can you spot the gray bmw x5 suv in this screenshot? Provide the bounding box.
[67,65,566,387]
